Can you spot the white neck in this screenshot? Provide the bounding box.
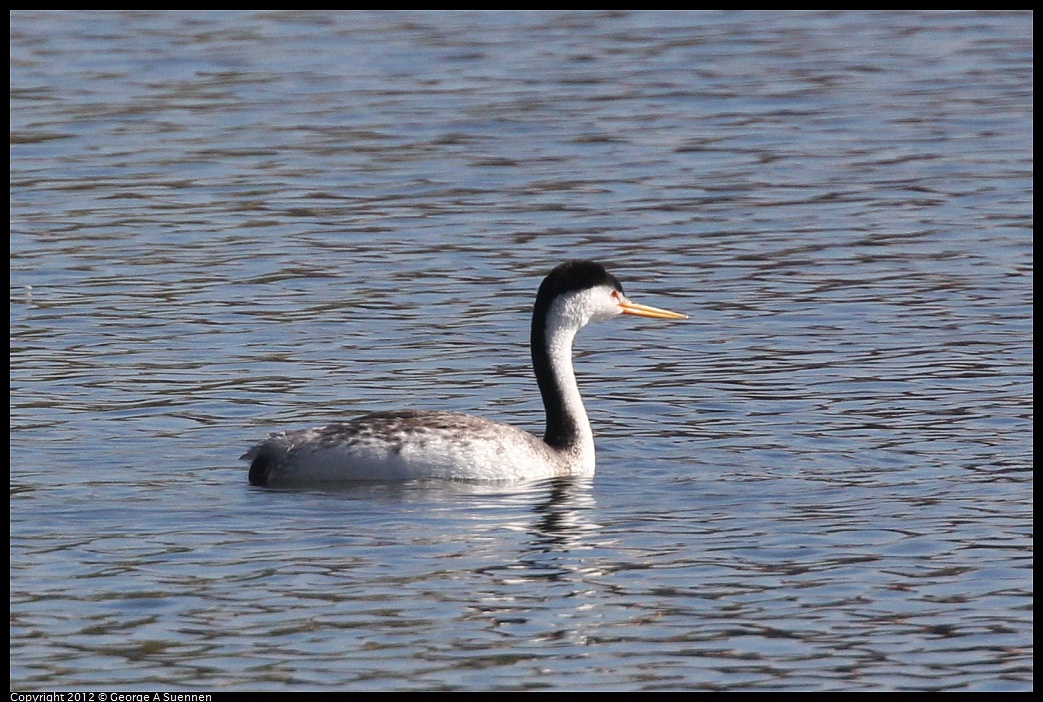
[542,301,596,472]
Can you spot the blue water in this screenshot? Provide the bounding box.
[10,11,1032,691]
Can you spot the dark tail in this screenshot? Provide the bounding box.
[248,452,274,486]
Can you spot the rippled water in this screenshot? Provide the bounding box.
[10,11,1032,691]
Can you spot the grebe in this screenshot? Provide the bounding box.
[243,260,685,486]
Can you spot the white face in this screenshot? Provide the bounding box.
[548,284,625,330]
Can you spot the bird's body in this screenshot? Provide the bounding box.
[243,260,684,486]
[244,410,577,484]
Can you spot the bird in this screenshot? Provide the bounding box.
[242,260,686,486]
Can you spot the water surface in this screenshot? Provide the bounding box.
[10,10,1033,691]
